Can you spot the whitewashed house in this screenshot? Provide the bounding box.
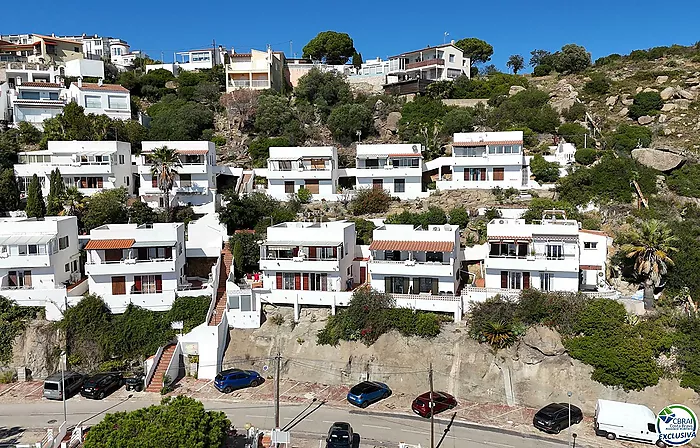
[430,131,528,190]
[9,81,66,129]
[84,223,187,313]
[264,146,338,201]
[136,141,219,214]
[353,144,427,199]
[67,79,131,120]
[0,216,86,320]
[256,221,357,320]
[386,43,470,83]
[14,141,133,198]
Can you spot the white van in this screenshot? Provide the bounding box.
[595,399,666,447]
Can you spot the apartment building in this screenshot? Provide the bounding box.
[0,216,85,320]
[368,224,461,296]
[9,81,66,129]
[14,141,133,198]
[264,146,337,201]
[84,223,187,313]
[353,143,426,199]
[57,34,132,67]
[430,131,529,190]
[0,34,83,65]
[136,141,218,213]
[67,79,131,120]
[482,211,609,293]
[225,49,286,92]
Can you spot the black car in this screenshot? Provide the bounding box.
[80,373,124,400]
[125,373,145,392]
[533,403,583,434]
[326,422,353,448]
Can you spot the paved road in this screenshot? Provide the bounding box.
[0,397,574,447]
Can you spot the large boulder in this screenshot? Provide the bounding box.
[656,75,669,84]
[676,89,696,100]
[632,148,686,172]
[661,103,677,112]
[385,111,401,133]
[509,85,526,96]
[660,87,676,100]
[638,115,654,125]
[521,326,566,356]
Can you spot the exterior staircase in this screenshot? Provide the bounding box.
[208,244,232,326]
[146,344,176,393]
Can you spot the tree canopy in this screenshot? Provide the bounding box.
[454,38,494,65]
[506,55,525,74]
[25,174,45,219]
[302,31,356,64]
[82,188,129,232]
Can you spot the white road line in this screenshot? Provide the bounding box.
[400,429,429,435]
[482,441,514,448]
[362,424,391,430]
[245,415,271,419]
[322,420,336,423]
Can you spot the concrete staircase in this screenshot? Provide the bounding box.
[145,344,176,393]
[208,244,232,326]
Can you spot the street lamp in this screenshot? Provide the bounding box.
[567,391,573,448]
[61,351,67,424]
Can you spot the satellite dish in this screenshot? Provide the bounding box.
[412,145,419,153]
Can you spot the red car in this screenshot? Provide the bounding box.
[411,391,457,418]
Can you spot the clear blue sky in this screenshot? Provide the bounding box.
[9,0,700,70]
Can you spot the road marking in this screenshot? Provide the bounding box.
[482,441,514,448]
[362,424,391,430]
[245,415,271,419]
[322,420,336,423]
[400,429,428,435]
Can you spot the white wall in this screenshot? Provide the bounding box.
[68,84,131,120]
[64,59,105,78]
[484,269,579,292]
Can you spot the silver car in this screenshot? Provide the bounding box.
[43,371,84,400]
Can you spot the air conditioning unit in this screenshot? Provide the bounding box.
[412,145,419,153]
[498,220,505,224]
[432,226,440,231]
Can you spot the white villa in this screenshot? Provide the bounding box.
[67,80,131,121]
[263,146,338,201]
[14,141,134,198]
[353,144,427,199]
[84,223,187,313]
[0,216,86,320]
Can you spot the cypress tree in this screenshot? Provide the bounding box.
[46,168,65,216]
[25,174,46,218]
[0,170,20,214]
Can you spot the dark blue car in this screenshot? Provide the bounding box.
[214,368,263,393]
[346,381,391,408]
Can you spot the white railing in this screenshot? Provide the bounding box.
[86,258,173,265]
[144,345,165,389]
[581,290,621,299]
[205,254,222,325]
[390,293,460,302]
[372,259,451,266]
[251,80,269,88]
[163,343,182,388]
[462,286,522,300]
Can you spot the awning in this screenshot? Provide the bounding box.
[269,156,302,161]
[487,236,533,241]
[453,140,523,147]
[369,240,454,252]
[0,234,54,245]
[176,149,208,155]
[580,265,602,271]
[84,239,135,250]
[263,241,341,247]
[132,240,177,248]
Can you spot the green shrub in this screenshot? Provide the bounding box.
[574,148,598,165]
[562,102,586,122]
[269,314,285,326]
[558,122,589,148]
[248,136,290,168]
[583,74,611,95]
[385,206,447,228]
[521,198,581,223]
[450,73,528,99]
[594,54,622,66]
[295,186,312,204]
[448,206,470,228]
[210,134,227,147]
[0,370,17,384]
[327,103,373,145]
[0,296,41,364]
[606,124,652,151]
[532,64,553,77]
[97,360,127,373]
[414,313,441,337]
[628,92,663,119]
[666,164,700,198]
[530,154,560,183]
[351,188,392,215]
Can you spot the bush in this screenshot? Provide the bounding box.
[574,148,598,165]
[448,206,470,228]
[628,92,664,119]
[386,206,447,228]
[327,103,373,145]
[295,186,312,203]
[440,107,474,136]
[558,122,589,148]
[594,54,622,66]
[294,68,352,120]
[607,124,652,151]
[248,136,290,168]
[489,89,559,133]
[450,73,528,99]
[532,64,553,77]
[210,134,227,147]
[667,164,700,198]
[351,188,391,215]
[583,74,611,95]
[0,370,17,384]
[562,102,586,122]
[551,44,591,74]
[530,154,560,183]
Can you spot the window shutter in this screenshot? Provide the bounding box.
[403,277,409,294]
[480,168,487,181]
[24,271,32,287]
[8,271,17,287]
[302,273,309,291]
[292,247,299,257]
[138,248,148,260]
[294,273,301,290]
[432,278,438,295]
[321,273,327,291]
[155,276,163,293]
[134,275,142,292]
[385,277,392,293]
[412,278,420,294]
[500,271,508,289]
[276,273,282,289]
[152,177,158,187]
[97,177,103,188]
[523,272,530,289]
[165,247,172,259]
[332,246,337,259]
[309,247,317,259]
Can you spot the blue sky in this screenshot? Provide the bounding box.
[9,0,700,71]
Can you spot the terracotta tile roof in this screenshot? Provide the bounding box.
[453,140,523,147]
[580,265,602,270]
[369,240,454,252]
[72,82,129,92]
[231,53,252,58]
[487,236,532,241]
[353,256,369,261]
[176,149,209,155]
[580,229,608,236]
[19,82,63,88]
[84,238,135,250]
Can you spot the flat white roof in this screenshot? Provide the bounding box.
[356,144,423,157]
[141,141,214,152]
[43,140,129,154]
[268,146,335,159]
[453,131,523,144]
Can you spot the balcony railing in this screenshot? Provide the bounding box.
[372,259,451,266]
[263,255,340,262]
[86,258,173,265]
[406,58,445,70]
[391,293,459,302]
[228,80,270,88]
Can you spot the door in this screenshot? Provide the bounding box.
[360,266,367,284]
[493,167,505,181]
[372,179,383,190]
[105,249,123,262]
[284,181,294,194]
[111,276,126,295]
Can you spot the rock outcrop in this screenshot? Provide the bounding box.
[631,148,686,172]
[10,320,63,379]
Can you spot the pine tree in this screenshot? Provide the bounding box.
[25,174,46,219]
[46,168,65,216]
[233,240,244,281]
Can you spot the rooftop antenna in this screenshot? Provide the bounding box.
[443,32,449,44]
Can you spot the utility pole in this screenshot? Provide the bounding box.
[429,362,434,448]
[274,352,281,429]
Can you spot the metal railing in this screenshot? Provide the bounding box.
[391,293,460,302]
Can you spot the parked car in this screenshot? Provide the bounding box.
[125,372,145,392]
[533,403,583,433]
[81,372,124,400]
[411,391,457,418]
[43,371,85,401]
[346,381,392,408]
[214,369,263,393]
[326,422,353,448]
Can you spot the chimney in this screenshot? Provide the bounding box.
[77,77,82,88]
[98,78,103,87]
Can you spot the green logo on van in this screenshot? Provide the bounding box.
[657,404,697,446]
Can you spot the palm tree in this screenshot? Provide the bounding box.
[149,146,182,220]
[621,219,678,310]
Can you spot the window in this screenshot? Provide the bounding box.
[390,276,407,294]
[72,260,78,272]
[493,168,505,181]
[365,158,380,168]
[125,176,130,186]
[284,181,294,194]
[394,179,405,193]
[59,236,69,250]
[426,251,443,263]
[8,271,31,288]
[373,179,383,189]
[282,273,296,290]
[74,47,80,53]
[310,159,326,170]
[28,244,38,255]
[20,91,40,100]
[74,177,103,189]
[419,277,435,293]
[467,168,486,181]
[85,95,102,108]
[240,295,254,312]
[509,272,522,289]
[49,92,59,100]
[111,276,126,295]
[304,179,319,194]
[584,242,598,249]
[64,263,70,272]
[309,273,327,291]
[392,157,420,167]
[384,250,401,261]
[134,275,162,294]
[179,174,192,187]
[540,272,553,291]
[448,54,455,63]
[277,160,292,171]
[108,95,128,110]
[152,177,158,188]
[546,244,564,260]
[178,242,182,255]
[318,247,336,260]
[489,242,528,258]
[229,295,240,309]
[119,154,125,164]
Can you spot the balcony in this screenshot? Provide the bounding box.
[259,257,340,273]
[85,258,177,276]
[486,253,579,272]
[0,253,51,269]
[370,259,454,277]
[405,58,445,70]
[227,80,270,89]
[175,184,208,195]
[176,163,208,174]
